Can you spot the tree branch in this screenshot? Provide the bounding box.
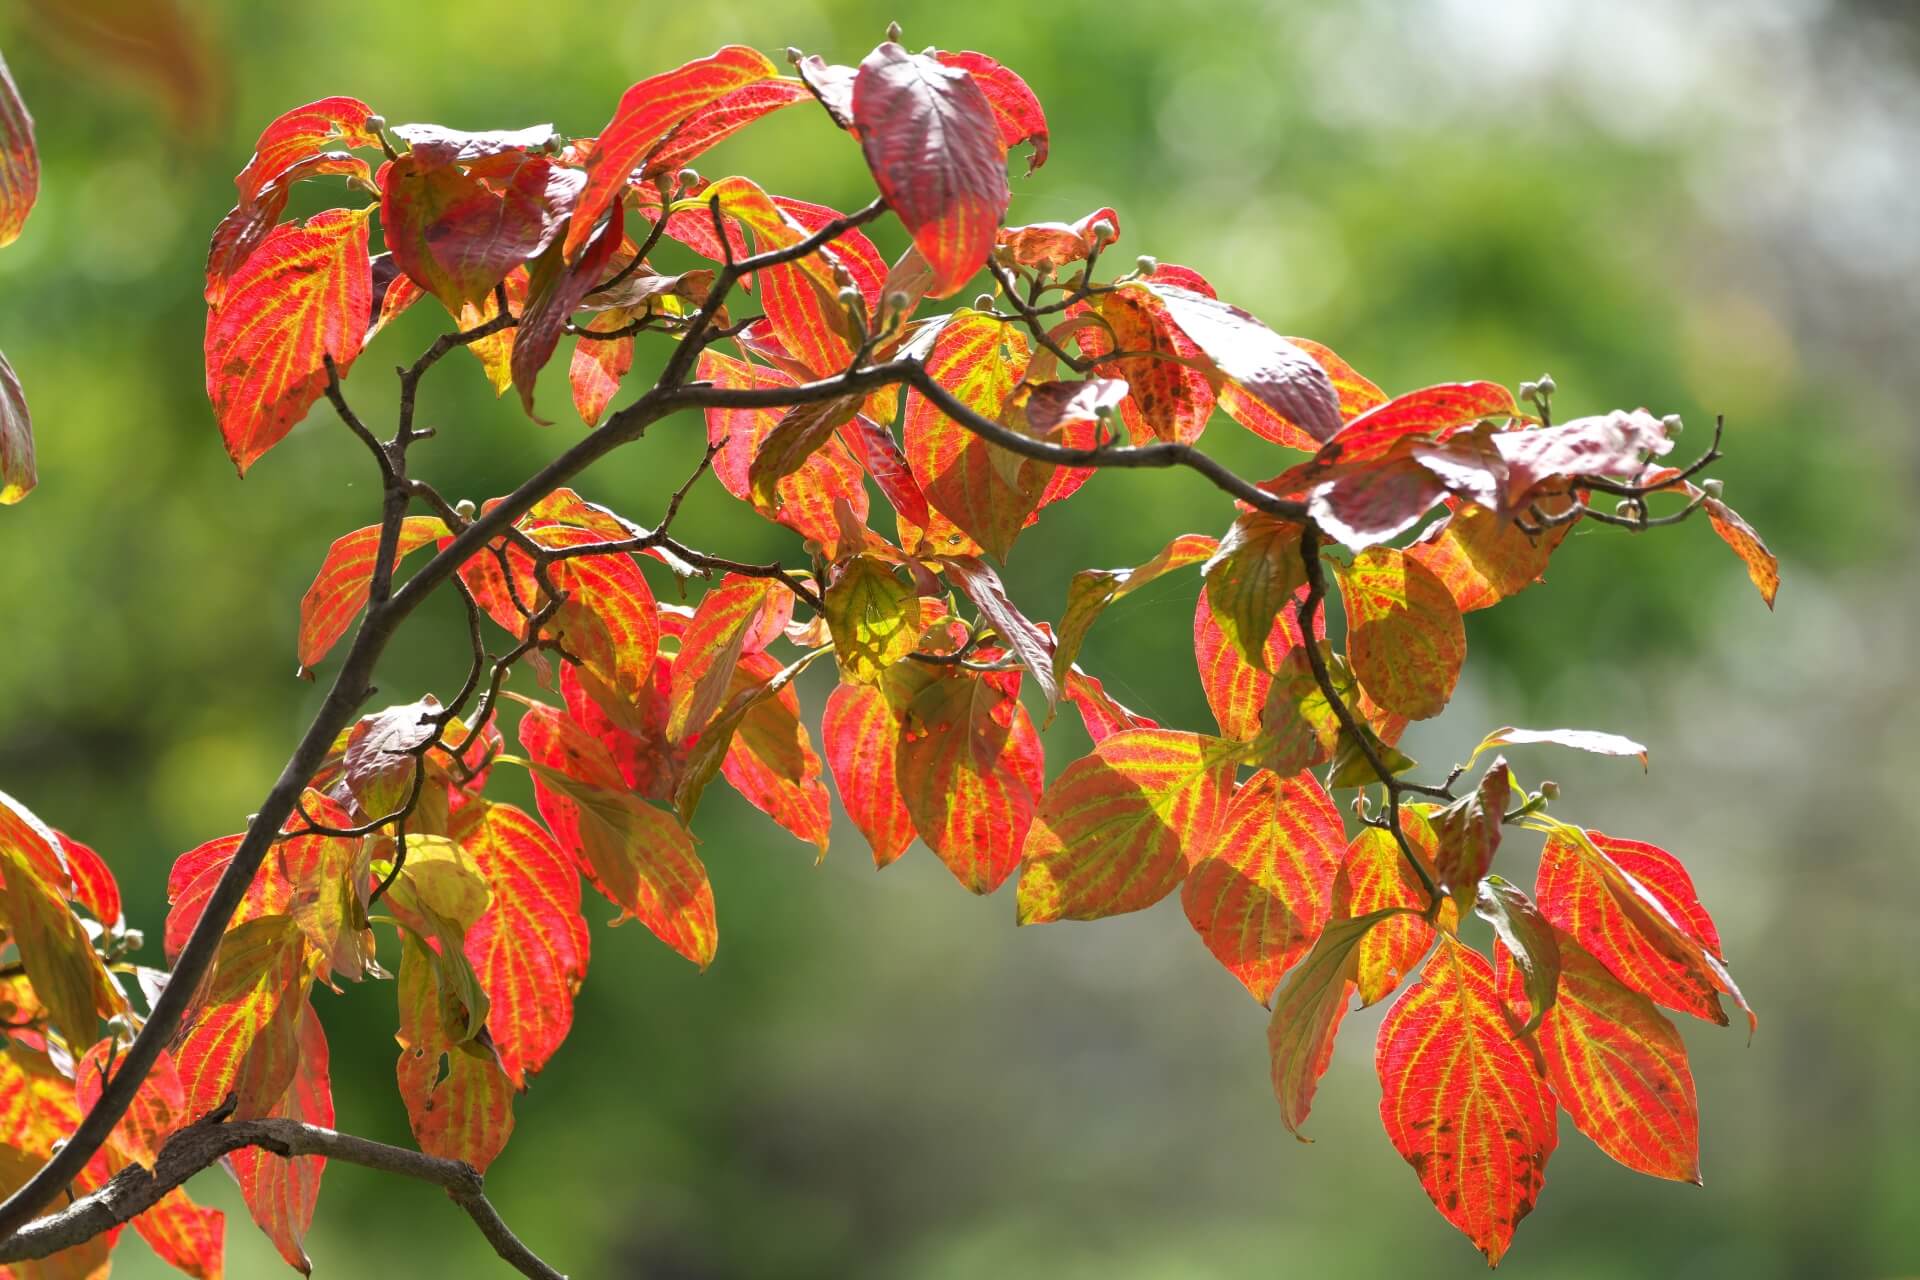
[0,1113,565,1280]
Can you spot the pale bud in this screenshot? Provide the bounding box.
[1536,373,1557,397]
[1539,780,1560,802]
[1088,218,1117,244]
[365,113,387,134]
[1518,380,1539,403]
[785,46,804,65]
[837,285,862,310]
[454,498,477,521]
[884,289,911,315]
[886,20,903,42]
[1701,478,1724,500]
[675,167,700,191]
[1661,413,1684,435]
[1134,254,1158,275]
[973,292,996,312]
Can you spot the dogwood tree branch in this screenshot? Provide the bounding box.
[0,1112,565,1280]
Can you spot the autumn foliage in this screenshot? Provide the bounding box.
[0,27,1781,1277]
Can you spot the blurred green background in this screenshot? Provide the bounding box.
[2,0,1915,1276]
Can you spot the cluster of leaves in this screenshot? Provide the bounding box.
[0,29,1783,1276]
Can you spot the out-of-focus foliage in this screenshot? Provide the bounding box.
[0,1,1913,1276]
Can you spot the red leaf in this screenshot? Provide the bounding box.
[851,42,1009,298]
[942,555,1058,708]
[1337,547,1465,721]
[934,50,1048,175]
[1492,409,1674,503]
[164,832,297,962]
[569,319,632,426]
[1497,934,1700,1183]
[569,45,781,258]
[0,51,39,248]
[1406,498,1572,612]
[233,96,379,205]
[456,800,588,1088]
[1061,667,1159,744]
[996,207,1117,270]
[1082,282,1215,445]
[1017,729,1239,923]
[1376,938,1558,1265]
[511,213,622,419]
[839,411,930,529]
[823,682,915,867]
[297,516,449,670]
[1183,769,1346,1001]
[1306,381,1519,472]
[642,77,812,179]
[229,1003,332,1273]
[1703,495,1779,608]
[55,831,122,929]
[667,576,785,741]
[1310,458,1449,551]
[1202,513,1306,670]
[0,349,32,505]
[204,208,372,474]
[716,652,833,854]
[1535,824,1750,1031]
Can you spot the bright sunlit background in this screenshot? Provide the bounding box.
[1,0,1915,1276]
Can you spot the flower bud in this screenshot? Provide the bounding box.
[1518,380,1539,403]
[675,168,700,191]
[1536,373,1556,397]
[885,289,911,315]
[974,293,996,312]
[886,20,903,42]
[454,498,477,521]
[1701,478,1724,499]
[837,286,862,311]
[365,113,387,134]
[785,46,804,65]
[1661,413,1684,435]
[1088,218,1116,244]
[1539,780,1560,802]
[1134,254,1158,276]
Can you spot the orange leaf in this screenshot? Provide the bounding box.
[716,651,833,854]
[823,681,915,867]
[934,51,1047,176]
[204,207,372,474]
[1703,495,1779,609]
[1337,547,1465,721]
[1376,937,1558,1266]
[892,668,1041,894]
[456,800,589,1088]
[1193,582,1319,740]
[228,1003,331,1273]
[1017,729,1239,923]
[520,705,716,967]
[1202,514,1306,670]
[667,576,782,741]
[1497,934,1700,1183]
[1406,497,1572,612]
[0,350,32,505]
[1335,811,1443,1007]
[296,516,449,670]
[1183,769,1346,1002]
[174,915,309,1119]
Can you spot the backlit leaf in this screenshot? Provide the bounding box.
[942,555,1058,708]
[1475,876,1561,1035]
[996,207,1117,270]
[521,706,715,967]
[1183,769,1346,1002]
[175,914,309,1119]
[1406,498,1572,612]
[204,207,373,474]
[1429,759,1510,908]
[511,214,622,419]
[667,576,782,741]
[1336,810,1444,1007]
[56,831,122,930]
[893,668,1041,894]
[1193,581,1318,740]
[934,50,1047,175]
[1017,729,1239,923]
[1268,908,1401,1140]
[380,146,579,313]
[1534,823,1751,1032]
[296,516,449,670]
[748,394,865,510]
[1497,935,1700,1183]
[1203,514,1306,670]
[851,42,1009,297]
[1061,667,1159,744]
[1376,937,1558,1265]
[395,933,515,1173]
[642,77,812,179]
[568,316,633,427]
[824,556,922,686]
[1703,495,1779,609]
[228,1003,331,1273]
[823,682,915,867]
[1337,547,1465,721]
[1493,409,1674,502]
[570,45,781,258]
